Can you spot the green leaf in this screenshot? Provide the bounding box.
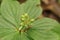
[52,24,60,40]
[0,7,1,15]
[0,1,22,40]
[31,18,59,31]
[20,32,30,40]
[0,4,1,15]
[27,18,59,40]
[0,32,17,40]
[53,24,60,34]
[1,1,21,28]
[27,29,59,40]
[21,0,42,19]
[0,16,18,39]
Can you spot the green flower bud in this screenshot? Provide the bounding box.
[30,19,35,22]
[20,22,24,26]
[24,13,28,17]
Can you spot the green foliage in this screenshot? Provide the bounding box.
[58,0,60,4]
[0,0,60,40]
[52,24,60,40]
[0,7,1,15]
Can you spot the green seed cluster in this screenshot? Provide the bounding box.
[19,13,35,31]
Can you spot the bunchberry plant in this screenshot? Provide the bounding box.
[0,0,60,40]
